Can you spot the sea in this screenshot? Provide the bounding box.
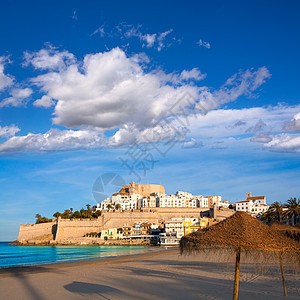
[0,242,157,268]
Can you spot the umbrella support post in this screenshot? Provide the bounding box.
[279,254,287,297]
[233,248,241,300]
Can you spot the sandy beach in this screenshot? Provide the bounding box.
[0,247,299,300]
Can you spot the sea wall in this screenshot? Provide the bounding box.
[55,219,102,241]
[17,222,57,242]
[17,207,216,243]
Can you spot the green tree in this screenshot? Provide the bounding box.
[53,212,61,219]
[261,209,276,224]
[269,201,283,222]
[62,209,70,219]
[72,210,81,219]
[115,203,121,210]
[92,205,97,212]
[94,210,101,217]
[284,197,300,225]
[107,204,112,210]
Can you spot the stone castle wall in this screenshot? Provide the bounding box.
[17,207,220,243]
[17,222,57,242]
[55,219,102,241]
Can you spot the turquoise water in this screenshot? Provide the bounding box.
[0,242,156,268]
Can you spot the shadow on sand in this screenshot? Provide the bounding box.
[64,281,124,299]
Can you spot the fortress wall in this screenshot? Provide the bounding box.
[17,222,56,242]
[16,208,216,243]
[55,219,102,241]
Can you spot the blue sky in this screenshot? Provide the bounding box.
[0,0,299,240]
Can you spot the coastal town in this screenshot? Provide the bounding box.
[16,181,300,246]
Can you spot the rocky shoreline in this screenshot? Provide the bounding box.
[9,238,153,246]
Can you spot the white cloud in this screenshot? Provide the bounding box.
[30,47,270,134]
[180,68,206,81]
[283,112,300,132]
[115,24,174,51]
[0,56,14,91]
[197,39,211,49]
[33,95,55,108]
[0,129,105,153]
[250,132,272,143]
[245,119,266,133]
[23,44,75,71]
[0,124,20,138]
[197,67,271,111]
[0,88,33,108]
[0,47,272,153]
[264,134,300,153]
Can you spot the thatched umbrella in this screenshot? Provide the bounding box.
[180,211,300,299]
[270,221,300,242]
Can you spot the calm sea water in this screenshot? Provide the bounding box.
[0,242,156,268]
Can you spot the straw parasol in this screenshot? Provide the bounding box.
[270,221,300,242]
[180,211,300,299]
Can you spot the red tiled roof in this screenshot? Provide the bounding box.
[247,196,265,200]
[236,200,251,204]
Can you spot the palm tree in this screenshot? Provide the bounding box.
[269,201,283,222]
[70,208,73,214]
[35,213,41,220]
[53,212,61,219]
[284,197,300,225]
[86,204,91,210]
[261,209,275,224]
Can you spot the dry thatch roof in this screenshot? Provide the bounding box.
[270,222,300,242]
[180,211,300,254]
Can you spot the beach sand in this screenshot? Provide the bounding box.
[0,247,299,300]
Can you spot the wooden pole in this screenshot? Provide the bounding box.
[233,248,241,300]
[279,253,287,297]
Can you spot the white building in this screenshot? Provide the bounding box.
[194,195,209,208]
[160,219,185,245]
[236,193,269,216]
[98,193,141,210]
[138,195,157,208]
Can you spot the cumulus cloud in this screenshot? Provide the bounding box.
[33,95,55,108]
[23,44,75,71]
[0,88,33,108]
[197,39,211,49]
[0,129,105,153]
[0,124,20,138]
[283,112,300,132]
[29,47,269,134]
[0,56,14,91]
[0,46,272,153]
[264,134,300,153]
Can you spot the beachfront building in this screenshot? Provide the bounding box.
[183,218,208,235]
[160,218,185,245]
[160,217,208,245]
[101,228,123,240]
